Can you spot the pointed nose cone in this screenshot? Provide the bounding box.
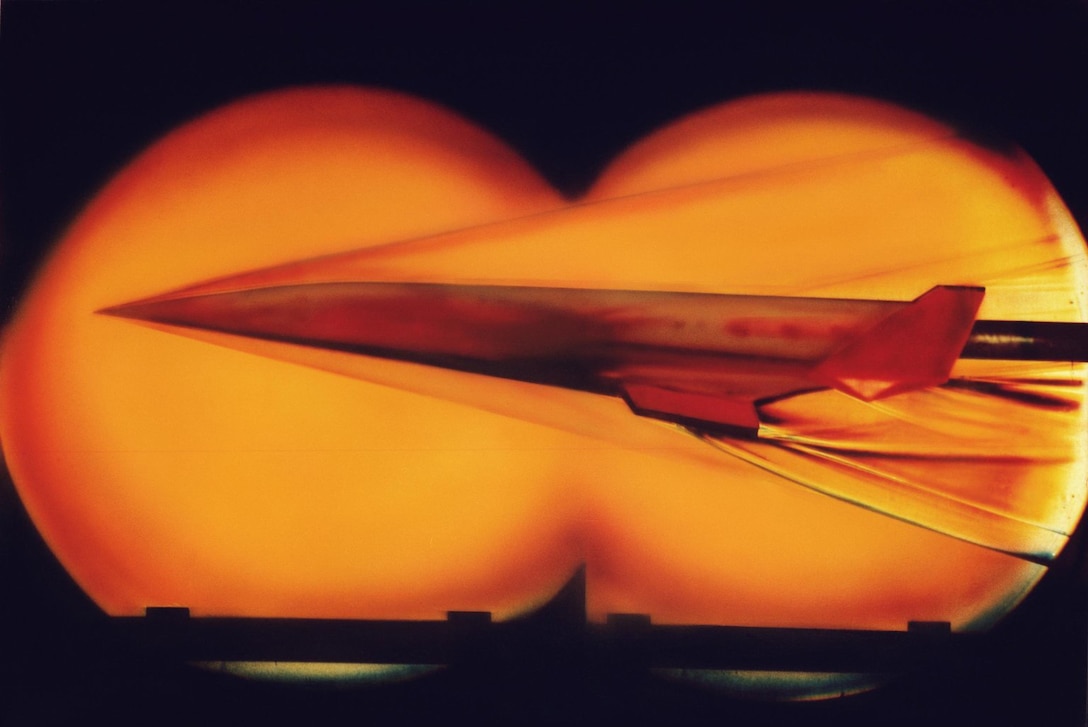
[98,284,450,354]
[95,282,599,368]
[98,290,285,339]
[97,296,214,326]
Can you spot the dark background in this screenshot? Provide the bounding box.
[2,1,1088,725]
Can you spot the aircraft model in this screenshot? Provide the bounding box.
[100,282,1084,437]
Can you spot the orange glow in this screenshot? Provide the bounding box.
[0,87,1084,631]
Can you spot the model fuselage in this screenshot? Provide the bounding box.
[102,282,986,433]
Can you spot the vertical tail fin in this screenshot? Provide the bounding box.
[811,286,984,401]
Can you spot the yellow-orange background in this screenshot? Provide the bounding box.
[1,88,1084,629]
